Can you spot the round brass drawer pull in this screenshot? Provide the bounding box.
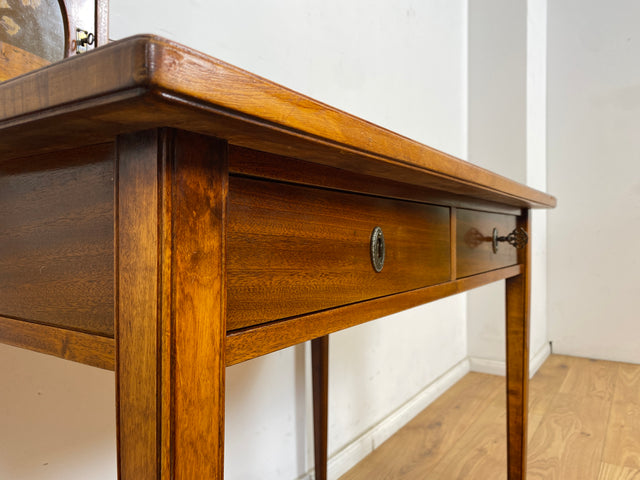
[370,226,385,273]
[492,227,528,253]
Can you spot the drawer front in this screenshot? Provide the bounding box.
[456,209,518,278]
[0,144,115,336]
[227,177,451,330]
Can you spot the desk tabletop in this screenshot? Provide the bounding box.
[0,34,555,209]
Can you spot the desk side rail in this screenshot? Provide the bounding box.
[0,264,522,371]
[226,264,523,365]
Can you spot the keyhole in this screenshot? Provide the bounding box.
[370,226,385,273]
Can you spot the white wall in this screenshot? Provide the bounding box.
[0,2,471,480]
[466,0,526,375]
[526,0,550,371]
[466,0,550,375]
[0,344,117,480]
[468,0,527,184]
[547,0,640,363]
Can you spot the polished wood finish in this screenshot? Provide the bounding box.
[0,143,114,335]
[226,264,523,366]
[0,42,50,82]
[456,208,518,278]
[312,335,330,480]
[0,35,556,480]
[341,356,640,480]
[0,264,524,373]
[0,314,114,369]
[229,145,522,215]
[116,129,228,479]
[0,36,556,209]
[450,207,458,280]
[227,176,450,330]
[116,130,164,478]
[505,211,531,479]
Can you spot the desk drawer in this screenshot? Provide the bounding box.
[227,177,451,330]
[456,209,518,278]
[0,144,114,336]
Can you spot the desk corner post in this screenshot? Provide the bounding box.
[115,128,228,479]
[505,209,531,480]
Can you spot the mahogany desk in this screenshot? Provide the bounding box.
[0,35,556,479]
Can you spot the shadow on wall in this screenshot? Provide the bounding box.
[225,343,310,479]
[0,343,117,479]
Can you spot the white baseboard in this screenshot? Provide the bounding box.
[321,358,471,480]
[529,342,551,376]
[469,356,506,376]
[299,345,553,480]
[469,342,552,378]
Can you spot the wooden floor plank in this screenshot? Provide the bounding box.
[558,356,618,401]
[527,393,611,479]
[598,463,640,480]
[528,354,571,417]
[527,354,572,438]
[339,356,638,480]
[528,357,617,480]
[426,393,506,480]
[339,373,503,480]
[611,362,640,404]
[528,413,544,442]
[602,363,640,470]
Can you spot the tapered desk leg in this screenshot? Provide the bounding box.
[116,129,228,479]
[505,211,531,480]
[312,335,329,480]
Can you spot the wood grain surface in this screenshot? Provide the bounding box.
[227,176,451,330]
[0,42,50,82]
[0,35,556,209]
[312,335,330,480]
[0,30,558,480]
[598,464,640,480]
[339,372,506,480]
[456,208,518,278]
[116,130,163,479]
[602,363,640,470]
[0,314,114,369]
[226,264,522,366]
[505,211,531,479]
[0,142,114,335]
[116,129,228,479]
[528,356,617,479]
[229,145,523,215]
[341,356,640,480]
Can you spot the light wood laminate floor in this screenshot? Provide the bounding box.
[339,355,640,479]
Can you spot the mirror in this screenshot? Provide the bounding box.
[0,0,66,62]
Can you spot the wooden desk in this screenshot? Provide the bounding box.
[0,35,556,479]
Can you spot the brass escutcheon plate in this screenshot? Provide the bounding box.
[370,226,385,272]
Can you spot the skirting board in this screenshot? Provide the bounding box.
[297,357,471,480]
[469,342,551,378]
[297,345,551,480]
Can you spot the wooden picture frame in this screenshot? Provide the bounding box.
[0,0,108,81]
